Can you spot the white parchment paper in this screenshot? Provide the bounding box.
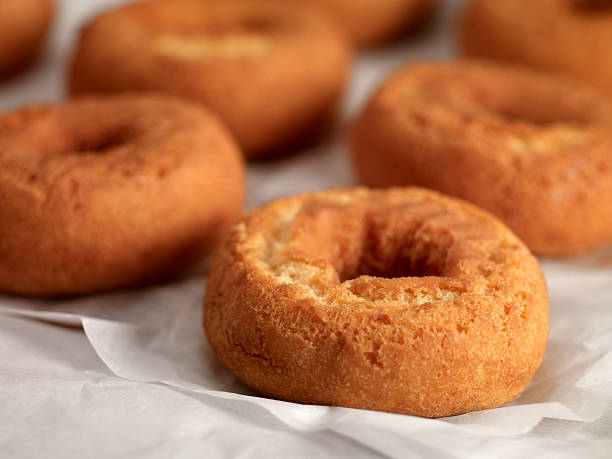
[1,1,611,457]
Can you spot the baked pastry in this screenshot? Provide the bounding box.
[351,61,612,256]
[0,94,245,296]
[68,0,353,159]
[0,0,54,76]
[204,187,549,418]
[461,0,612,94]
[306,0,438,47]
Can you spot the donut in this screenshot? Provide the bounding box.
[0,0,54,76]
[68,0,352,159]
[351,61,612,256]
[305,0,438,47]
[461,0,612,94]
[0,94,245,296]
[204,187,549,418]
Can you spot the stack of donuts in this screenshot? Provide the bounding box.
[1,0,611,418]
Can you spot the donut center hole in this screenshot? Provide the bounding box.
[571,0,612,14]
[72,130,128,154]
[291,205,451,283]
[338,251,444,283]
[491,102,590,126]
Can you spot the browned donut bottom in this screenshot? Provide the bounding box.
[0,94,245,296]
[351,60,612,256]
[205,187,549,418]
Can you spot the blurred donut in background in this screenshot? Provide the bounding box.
[0,94,246,296]
[68,0,353,159]
[351,60,612,257]
[0,0,55,77]
[306,0,439,47]
[461,0,612,94]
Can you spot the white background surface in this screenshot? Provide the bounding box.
[1,1,611,457]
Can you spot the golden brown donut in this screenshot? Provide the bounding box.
[68,0,352,159]
[0,0,54,76]
[305,0,438,47]
[204,187,549,418]
[0,94,245,297]
[351,61,612,256]
[461,0,612,94]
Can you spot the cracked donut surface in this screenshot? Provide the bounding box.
[204,187,549,418]
[0,94,245,296]
[351,61,612,256]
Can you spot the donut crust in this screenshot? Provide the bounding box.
[0,0,54,76]
[351,61,612,256]
[68,0,352,159]
[306,0,438,47]
[461,0,612,94]
[204,187,549,418]
[0,94,245,296]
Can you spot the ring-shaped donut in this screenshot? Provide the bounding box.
[204,187,548,418]
[68,0,353,159]
[461,0,612,94]
[351,61,612,256]
[0,94,245,296]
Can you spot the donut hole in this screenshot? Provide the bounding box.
[202,14,280,35]
[34,126,132,156]
[291,204,451,283]
[161,14,278,39]
[464,83,595,126]
[337,248,445,282]
[491,102,590,127]
[71,129,130,154]
[571,0,612,14]
[340,216,449,282]
[467,85,592,126]
[418,75,592,128]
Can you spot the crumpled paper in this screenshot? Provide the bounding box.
[1,0,611,457]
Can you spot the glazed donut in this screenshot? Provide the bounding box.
[351,61,612,256]
[461,0,612,94]
[305,0,438,47]
[68,0,352,159]
[0,94,245,296]
[204,187,549,418]
[0,0,54,76]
